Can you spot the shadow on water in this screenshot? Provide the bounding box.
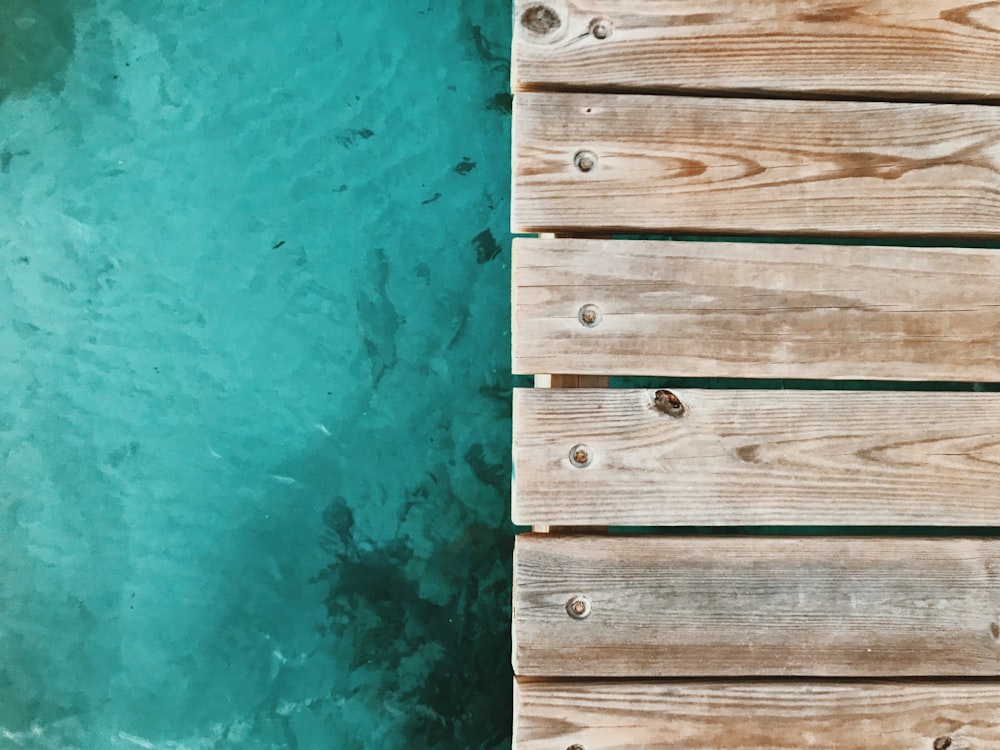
[233,367,515,748]
[217,228,516,746]
[0,0,88,101]
[315,493,513,748]
[311,361,514,748]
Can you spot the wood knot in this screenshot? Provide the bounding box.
[520,4,561,34]
[933,737,952,750]
[990,621,1000,640]
[654,390,685,417]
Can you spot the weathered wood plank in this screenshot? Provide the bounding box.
[513,535,1000,676]
[534,374,609,388]
[514,679,1000,749]
[532,373,609,533]
[513,0,1000,100]
[512,238,1000,380]
[513,388,1000,526]
[512,93,1000,235]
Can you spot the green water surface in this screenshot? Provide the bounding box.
[1,1,514,747]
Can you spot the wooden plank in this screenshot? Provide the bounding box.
[514,679,1000,749]
[512,238,1000,380]
[535,374,609,388]
[512,93,1000,236]
[513,535,1000,676]
[513,0,1000,101]
[532,373,609,533]
[513,388,1000,526]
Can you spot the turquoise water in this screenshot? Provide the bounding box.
[1,1,514,747]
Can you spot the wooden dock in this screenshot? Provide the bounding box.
[510,1,1000,746]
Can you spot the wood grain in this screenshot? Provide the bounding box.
[532,373,609,533]
[534,374,609,388]
[513,388,1000,526]
[512,238,1000,380]
[512,93,1000,235]
[513,0,1000,100]
[514,679,1000,749]
[513,535,1000,676]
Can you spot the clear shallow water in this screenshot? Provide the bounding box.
[1,1,514,747]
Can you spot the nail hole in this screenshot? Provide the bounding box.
[578,303,601,327]
[574,150,597,172]
[520,4,561,34]
[566,595,592,620]
[933,737,952,750]
[569,444,591,468]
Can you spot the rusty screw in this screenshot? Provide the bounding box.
[574,150,597,172]
[590,17,612,39]
[566,595,592,620]
[654,389,685,417]
[569,444,592,468]
[578,303,601,327]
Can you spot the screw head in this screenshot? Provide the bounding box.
[578,303,602,327]
[569,444,592,468]
[590,17,612,39]
[566,595,592,620]
[574,150,597,172]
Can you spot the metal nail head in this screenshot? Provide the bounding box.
[590,17,612,39]
[566,595,592,620]
[578,303,601,327]
[574,150,596,172]
[569,444,592,468]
